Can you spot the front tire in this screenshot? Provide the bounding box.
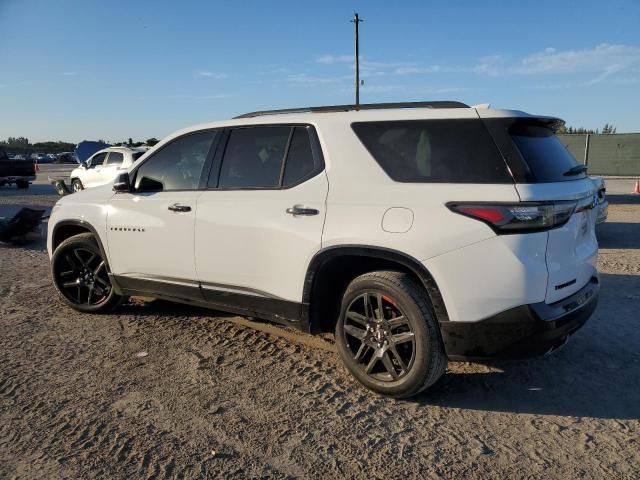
[71,178,84,192]
[335,271,447,398]
[51,233,124,313]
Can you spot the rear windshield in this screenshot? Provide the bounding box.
[351,119,512,183]
[132,152,145,161]
[509,123,585,182]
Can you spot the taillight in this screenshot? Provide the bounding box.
[447,201,577,233]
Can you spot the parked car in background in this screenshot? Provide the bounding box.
[0,147,36,188]
[69,146,146,192]
[590,176,608,224]
[48,101,601,398]
[54,152,80,164]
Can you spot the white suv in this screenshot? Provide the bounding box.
[48,101,600,398]
[70,146,147,192]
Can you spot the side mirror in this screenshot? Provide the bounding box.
[113,172,131,192]
[80,161,87,169]
[137,176,163,192]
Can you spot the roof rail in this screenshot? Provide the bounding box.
[234,101,470,119]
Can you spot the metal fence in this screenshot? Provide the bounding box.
[558,133,640,176]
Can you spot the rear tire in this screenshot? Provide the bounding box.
[51,233,124,313]
[335,271,447,398]
[72,179,84,192]
[16,180,29,189]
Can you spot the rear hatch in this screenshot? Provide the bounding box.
[481,113,598,303]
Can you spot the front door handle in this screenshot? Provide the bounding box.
[286,205,319,216]
[168,203,191,212]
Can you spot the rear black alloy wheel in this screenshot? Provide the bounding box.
[343,292,415,381]
[52,233,123,313]
[335,271,447,398]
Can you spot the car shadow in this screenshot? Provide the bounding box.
[414,273,640,420]
[597,221,640,249]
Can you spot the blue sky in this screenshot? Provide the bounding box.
[1,0,639,143]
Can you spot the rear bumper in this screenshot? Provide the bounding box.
[441,276,599,360]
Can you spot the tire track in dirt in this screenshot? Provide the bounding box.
[2,219,640,478]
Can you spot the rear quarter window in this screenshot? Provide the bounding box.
[482,118,585,183]
[509,123,585,182]
[351,120,512,183]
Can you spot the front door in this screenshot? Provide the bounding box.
[195,125,328,308]
[106,130,219,296]
[83,152,107,187]
[100,151,125,186]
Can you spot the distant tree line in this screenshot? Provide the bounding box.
[0,136,160,154]
[112,137,160,148]
[0,137,76,154]
[557,124,617,134]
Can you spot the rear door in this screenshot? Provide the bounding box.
[482,115,598,303]
[195,125,328,305]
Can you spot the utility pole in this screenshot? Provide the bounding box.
[351,12,363,106]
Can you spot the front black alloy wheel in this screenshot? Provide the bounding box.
[335,271,447,398]
[52,233,123,313]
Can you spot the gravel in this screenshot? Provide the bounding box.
[1,175,639,479]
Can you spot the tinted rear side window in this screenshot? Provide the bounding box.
[352,120,512,183]
[218,127,290,189]
[106,152,124,165]
[282,127,318,187]
[509,123,585,182]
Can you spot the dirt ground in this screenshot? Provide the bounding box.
[1,170,639,479]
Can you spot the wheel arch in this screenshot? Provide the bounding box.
[302,245,450,333]
[52,220,110,268]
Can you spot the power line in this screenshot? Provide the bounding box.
[350,12,363,106]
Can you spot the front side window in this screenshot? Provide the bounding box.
[217,127,290,189]
[352,120,512,183]
[134,130,217,191]
[88,152,107,168]
[106,152,124,166]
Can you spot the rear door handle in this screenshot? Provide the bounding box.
[286,205,319,216]
[168,203,191,212]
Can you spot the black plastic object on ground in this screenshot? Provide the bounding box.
[0,208,46,243]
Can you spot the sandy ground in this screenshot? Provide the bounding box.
[1,171,639,479]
